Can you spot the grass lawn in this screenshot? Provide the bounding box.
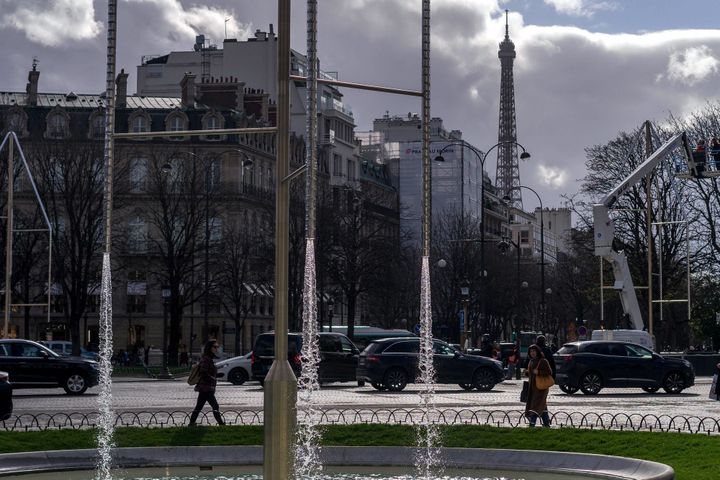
[0,424,717,479]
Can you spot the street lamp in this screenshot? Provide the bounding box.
[157,286,173,379]
[503,184,546,329]
[327,297,334,333]
[434,141,530,340]
[163,150,254,345]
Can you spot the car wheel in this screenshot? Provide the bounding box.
[662,372,685,393]
[579,372,602,395]
[228,368,249,385]
[357,380,366,387]
[642,386,660,393]
[63,372,89,395]
[383,368,408,392]
[459,383,474,391]
[559,384,579,394]
[472,368,496,392]
[371,382,387,391]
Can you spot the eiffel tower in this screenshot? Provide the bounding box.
[494,10,523,209]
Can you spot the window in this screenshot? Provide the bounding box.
[207,158,221,191]
[339,336,356,353]
[47,113,67,139]
[7,112,24,133]
[385,341,419,353]
[127,295,146,313]
[208,217,222,246]
[320,336,342,353]
[90,114,105,139]
[166,113,187,140]
[128,217,148,253]
[202,113,224,141]
[519,230,529,244]
[129,157,147,192]
[333,154,342,177]
[626,344,653,358]
[347,159,356,182]
[49,157,65,191]
[433,342,456,355]
[132,116,147,133]
[170,116,184,132]
[584,343,610,355]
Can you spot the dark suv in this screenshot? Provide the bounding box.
[0,339,100,395]
[356,337,504,392]
[555,341,695,395]
[251,332,362,385]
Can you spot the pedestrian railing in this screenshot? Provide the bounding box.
[2,408,719,435]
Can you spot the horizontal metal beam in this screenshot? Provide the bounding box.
[113,126,277,139]
[289,75,422,97]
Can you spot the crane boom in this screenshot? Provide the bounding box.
[593,132,693,330]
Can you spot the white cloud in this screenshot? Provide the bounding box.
[538,165,569,189]
[1,0,102,46]
[543,0,617,18]
[664,45,719,86]
[124,0,251,47]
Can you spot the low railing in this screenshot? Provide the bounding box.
[2,408,719,435]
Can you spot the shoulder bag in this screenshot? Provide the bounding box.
[520,380,529,402]
[535,373,555,390]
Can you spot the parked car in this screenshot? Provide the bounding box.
[356,337,504,392]
[40,340,100,361]
[0,339,100,395]
[216,352,252,385]
[251,332,362,386]
[555,340,695,395]
[0,371,12,421]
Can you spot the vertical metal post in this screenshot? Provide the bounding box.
[203,163,210,342]
[3,135,14,338]
[599,257,604,327]
[540,208,545,328]
[421,0,431,258]
[645,121,653,336]
[264,1,296,477]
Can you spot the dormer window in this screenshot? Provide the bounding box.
[89,111,105,139]
[201,111,225,141]
[45,109,69,139]
[3,108,28,138]
[128,110,151,140]
[164,111,188,141]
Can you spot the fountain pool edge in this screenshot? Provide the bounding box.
[0,446,673,480]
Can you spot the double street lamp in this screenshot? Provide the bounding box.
[434,141,530,341]
[503,185,548,328]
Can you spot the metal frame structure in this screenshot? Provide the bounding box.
[0,132,53,339]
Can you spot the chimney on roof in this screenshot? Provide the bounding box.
[26,64,40,106]
[255,29,267,41]
[115,69,129,108]
[268,24,275,40]
[181,72,196,108]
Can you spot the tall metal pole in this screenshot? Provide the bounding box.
[203,164,210,342]
[421,0,431,258]
[644,121,654,336]
[305,0,318,239]
[264,1,296,477]
[103,0,117,256]
[540,207,545,327]
[3,136,14,338]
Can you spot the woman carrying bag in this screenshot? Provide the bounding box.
[524,344,553,427]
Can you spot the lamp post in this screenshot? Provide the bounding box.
[504,185,546,329]
[460,281,470,350]
[158,286,173,379]
[327,297,334,332]
[163,150,253,345]
[434,141,530,341]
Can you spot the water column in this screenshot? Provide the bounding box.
[295,0,323,477]
[96,1,118,478]
[416,1,442,478]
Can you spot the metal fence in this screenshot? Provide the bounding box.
[2,408,720,435]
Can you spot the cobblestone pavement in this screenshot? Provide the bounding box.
[9,376,720,421]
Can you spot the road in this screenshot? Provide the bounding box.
[9,376,720,422]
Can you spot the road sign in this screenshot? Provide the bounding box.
[413,323,421,335]
[458,310,464,330]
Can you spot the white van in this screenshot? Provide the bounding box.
[590,329,655,351]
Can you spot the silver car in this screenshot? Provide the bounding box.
[215,352,252,385]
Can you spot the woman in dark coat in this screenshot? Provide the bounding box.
[189,340,225,426]
[524,344,552,427]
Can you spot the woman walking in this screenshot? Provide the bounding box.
[189,340,225,426]
[524,344,552,427]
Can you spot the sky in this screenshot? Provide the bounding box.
[2,0,720,213]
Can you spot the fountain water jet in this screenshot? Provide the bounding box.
[95,253,115,480]
[295,238,323,479]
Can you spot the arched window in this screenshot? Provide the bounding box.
[128,110,151,140]
[89,111,105,139]
[201,111,225,141]
[129,157,147,192]
[45,109,69,139]
[165,111,188,141]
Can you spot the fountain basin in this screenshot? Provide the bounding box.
[0,446,673,479]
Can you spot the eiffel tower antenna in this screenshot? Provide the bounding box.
[495,9,523,208]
